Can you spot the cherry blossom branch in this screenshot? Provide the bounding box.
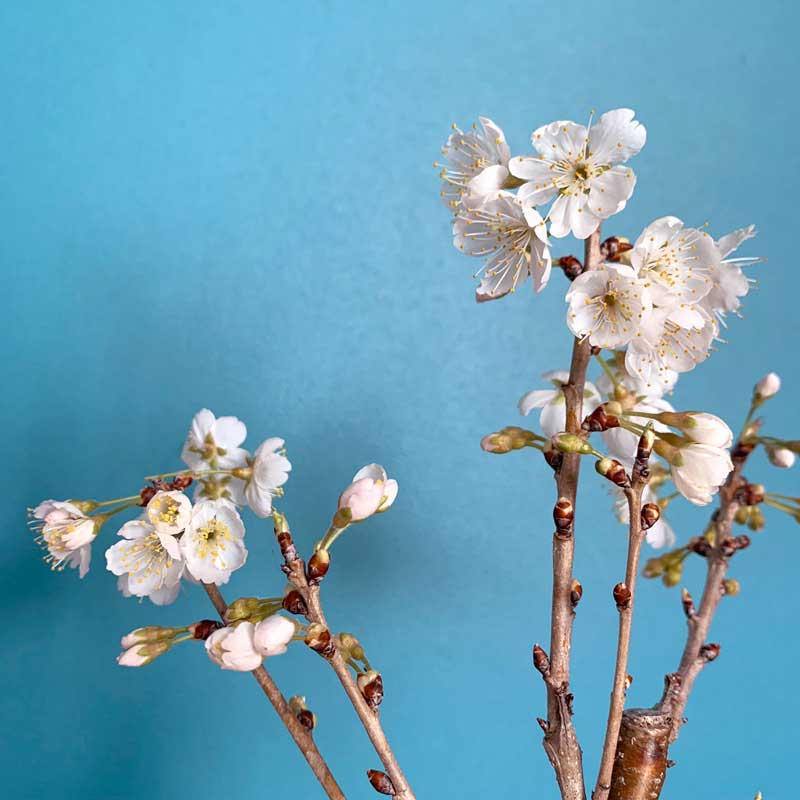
[592,432,653,800]
[606,427,759,800]
[538,228,602,800]
[274,524,416,800]
[202,583,346,800]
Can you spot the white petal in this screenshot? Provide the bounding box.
[587,166,636,219]
[518,389,557,415]
[588,109,646,165]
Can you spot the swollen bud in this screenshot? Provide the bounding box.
[480,426,537,454]
[663,565,683,587]
[613,582,631,609]
[357,670,384,709]
[367,769,396,795]
[304,623,335,658]
[307,549,331,582]
[767,446,796,469]
[532,644,550,676]
[117,640,172,667]
[338,632,367,662]
[224,597,264,623]
[120,625,186,648]
[282,589,309,616]
[554,432,597,456]
[700,642,721,662]
[188,620,223,641]
[723,578,740,596]
[595,457,631,488]
[643,557,664,578]
[289,695,317,731]
[553,497,574,536]
[570,578,583,608]
[582,404,620,433]
[640,503,661,530]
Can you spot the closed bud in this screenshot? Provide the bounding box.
[554,432,596,456]
[120,625,186,649]
[700,642,721,662]
[663,566,682,587]
[746,507,765,532]
[288,695,316,731]
[558,254,584,280]
[543,447,563,471]
[613,582,631,609]
[570,578,583,608]
[681,587,695,619]
[754,372,781,400]
[307,549,331,582]
[641,503,661,530]
[357,670,384,709]
[553,497,574,535]
[624,673,633,690]
[636,427,656,462]
[224,597,263,623]
[742,483,765,505]
[643,557,664,578]
[733,534,752,550]
[367,769,396,795]
[276,529,298,563]
[582,405,620,433]
[767,446,796,469]
[304,623,335,658]
[338,632,366,662]
[735,506,751,525]
[595,457,630,487]
[723,578,740,596]
[117,640,172,667]
[481,426,536,454]
[532,644,550,676]
[188,620,223,641]
[282,589,309,616]
[600,235,633,263]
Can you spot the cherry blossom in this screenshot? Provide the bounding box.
[518,371,601,437]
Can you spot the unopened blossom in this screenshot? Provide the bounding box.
[120,625,185,649]
[767,446,795,469]
[237,438,291,518]
[629,217,718,306]
[146,491,192,536]
[509,108,646,239]
[252,615,297,657]
[565,264,651,349]
[118,640,172,668]
[106,518,184,605]
[206,622,262,671]
[660,442,733,506]
[625,304,717,384]
[338,464,398,522]
[614,486,676,549]
[29,500,98,578]
[662,412,733,449]
[181,408,248,471]
[181,500,247,584]
[453,191,552,300]
[518,370,601,437]
[755,372,781,399]
[437,117,512,211]
[702,225,758,320]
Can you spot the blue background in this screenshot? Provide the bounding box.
[2,2,798,798]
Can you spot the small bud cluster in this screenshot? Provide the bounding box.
[480,426,539,454]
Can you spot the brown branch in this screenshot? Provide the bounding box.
[275,530,416,800]
[607,428,758,800]
[202,583,346,800]
[540,227,601,800]
[593,448,650,800]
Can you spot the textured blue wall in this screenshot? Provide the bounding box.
[2,2,798,798]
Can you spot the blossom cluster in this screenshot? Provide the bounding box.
[439,109,761,387]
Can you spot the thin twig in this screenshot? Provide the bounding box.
[275,530,416,800]
[541,227,601,800]
[202,583,346,800]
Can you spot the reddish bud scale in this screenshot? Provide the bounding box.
[640,503,661,530]
[597,458,631,488]
[543,449,563,472]
[582,405,620,433]
[681,588,695,619]
[688,537,712,557]
[700,642,721,662]
[741,484,765,506]
[296,709,316,731]
[570,579,583,608]
[307,549,331,582]
[613,582,632,609]
[170,475,193,490]
[558,255,584,280]
[358,671,384,709]
[276,531,298,563]
[553,497,575,537]
[600,236,633,262]
[139,486,157,506]
[731,439,757,460]
[282,589,308,616]
[190,619,223,640]
[367,769,396,795]
[305,624,335,658]
[532,644,550,676]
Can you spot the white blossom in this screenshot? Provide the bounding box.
[338,464,398,522]
[437,117,511,211]
[29,500,97,578]
[453,191,552,300]
[105,518,184,605]
[509,108,645,239]
[629,217,718,306]
[206,622,262,672]
[181,409,248,471]
[146,490,192,537]
[665,443,733,506]
[566,265,651,349]
[755,372,781,399]
[518,371,601,437]
[181,500,247,585]
[624,304,717,383]
[193,473,246,506]
[701,225,758,321]
[253,615,297,657]
[242,438,291,518]
[670,412,733,448]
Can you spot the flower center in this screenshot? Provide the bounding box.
[195,517,233,562]
[150,497,181,527]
